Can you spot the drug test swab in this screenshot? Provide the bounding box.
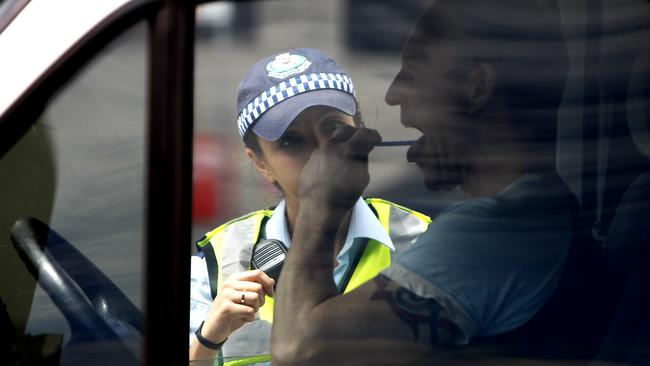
[376,140,416,147]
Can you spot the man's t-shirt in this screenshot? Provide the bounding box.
[383,174,574,344]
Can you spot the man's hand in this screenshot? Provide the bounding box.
[298,125,381,213]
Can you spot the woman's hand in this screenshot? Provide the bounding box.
[190,270,274,358]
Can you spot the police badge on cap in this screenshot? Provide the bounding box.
[266,53,312,79]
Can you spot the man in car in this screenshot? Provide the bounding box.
[271,1,584,364]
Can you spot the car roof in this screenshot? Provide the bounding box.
[0,0,134,119]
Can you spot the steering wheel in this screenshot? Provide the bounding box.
[11,217,142,365]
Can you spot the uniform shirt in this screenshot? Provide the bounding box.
[383,174,573,344]
[190,197,394,345]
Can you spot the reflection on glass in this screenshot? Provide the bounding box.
[1,22,147,365]
[192,0,649,365]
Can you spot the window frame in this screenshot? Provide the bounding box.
[0,0,202,364]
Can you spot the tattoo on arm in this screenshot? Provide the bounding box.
[371,275,462,345]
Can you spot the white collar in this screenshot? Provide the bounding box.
[265,199,291,246]
[264,197,395,252]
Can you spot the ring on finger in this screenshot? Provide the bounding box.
[240,292,246,304]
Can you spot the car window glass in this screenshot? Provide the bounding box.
[0,20,147,365]
[191,1,650,365]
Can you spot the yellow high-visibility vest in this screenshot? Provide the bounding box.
[196,198,430,366]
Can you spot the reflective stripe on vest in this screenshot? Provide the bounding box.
[197,199,430,366]
[197,210,273,366]
[345,198,431,293]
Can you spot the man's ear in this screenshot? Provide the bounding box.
[464,63,495,115]
[245,148,276,184]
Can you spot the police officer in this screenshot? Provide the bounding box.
[189,48,430,365]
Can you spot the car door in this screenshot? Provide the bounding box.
[0,0,195,365]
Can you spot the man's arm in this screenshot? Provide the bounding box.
[273,228,463,364]
[271,126,462,365]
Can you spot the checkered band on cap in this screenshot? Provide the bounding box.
[237,72,355,137]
